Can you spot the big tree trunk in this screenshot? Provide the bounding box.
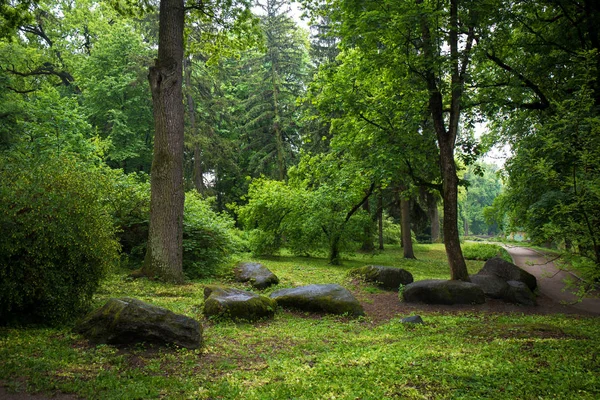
[420,0,471,281]
[142,0,186,283]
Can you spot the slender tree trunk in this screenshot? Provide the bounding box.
[427,191,440,242]
[400,192,415,259]
[184,57,205,194]
[329,234,341,265]
[377,193,384,250]
[360,198,375,252]
[142,0,185,283]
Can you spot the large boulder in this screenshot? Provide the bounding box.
[478,257,537,291]
[234,262,279,290]
[270,284,364,317]
[203,286,276,321]
[349,265,413,290]
[505,280,537,306]
[75,298,202,349]
[402,280,486,305]
[469,274,509,299]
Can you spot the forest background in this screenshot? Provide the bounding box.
[1,0,599,324]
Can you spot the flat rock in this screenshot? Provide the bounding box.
[75,298,202,349]
[479,257,537,291]
[505,280,537,306]
[402,279,486,305]
[469,274,509,299]
[203,286,276,321]
[234,262,279,290]
[350,265,413,290]
[270,284,364,317]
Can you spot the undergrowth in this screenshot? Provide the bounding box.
[1,244,598,399]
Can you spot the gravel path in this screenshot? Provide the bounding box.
[503,245,600,315]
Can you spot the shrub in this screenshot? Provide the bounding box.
[0,156,120,325]
[462,243,512,262]
[182,192,242,279]
[103,171,150,264]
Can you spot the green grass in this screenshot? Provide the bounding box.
[462,242,512,262]
[1,244,599,399]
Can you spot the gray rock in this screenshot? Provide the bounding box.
[505,280,537,306]
[469,274,509,299]
[234,262,279,290]
[350,265,413,290]
[401,315,424,324]
[479,257,537,291]
[75,298,202,349]
[203,286,276,321]
[402,279,486,305]
[270,284,364,317]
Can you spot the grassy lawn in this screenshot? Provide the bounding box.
[1,244,599,399]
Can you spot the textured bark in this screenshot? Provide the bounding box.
[419,0,470,280]
[142,0,185,283]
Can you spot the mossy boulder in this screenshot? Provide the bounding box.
[203,286,276,321]
[469,274,509,299]
[401,280,486,305]
[234,262,279,290]
[270,284,364,317]
[349,265,413,290]
[74,298,202,349]
[505,281,537,306]
[478,257,537,291]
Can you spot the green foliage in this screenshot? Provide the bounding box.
[182,193,243,279]
[459,163,504,236]
[102,171,151,261]
[75,19,155,172]
[238,152,375,263]
[462,243,512,262]
[381,213,401,245]
[100,173,242,278]
[0,155,120,325]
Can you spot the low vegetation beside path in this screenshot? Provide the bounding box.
[1,245,599,399]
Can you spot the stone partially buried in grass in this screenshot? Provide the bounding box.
[349,265,413,290]
[401,279,486,305]
[203,286,276,321]
[75,297,202,349]
[234,262,279,290]
[270,284,364,317]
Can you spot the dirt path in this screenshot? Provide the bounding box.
[503,245,600,315]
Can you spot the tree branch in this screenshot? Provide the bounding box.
[345,183,375,223]
[486,52,550,110]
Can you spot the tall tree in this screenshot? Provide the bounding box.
[141,0,186,283]
[307,0,502,280]
[234,0,308,180]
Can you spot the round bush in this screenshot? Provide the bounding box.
[0,156,119,325]
[182,192,242,279]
